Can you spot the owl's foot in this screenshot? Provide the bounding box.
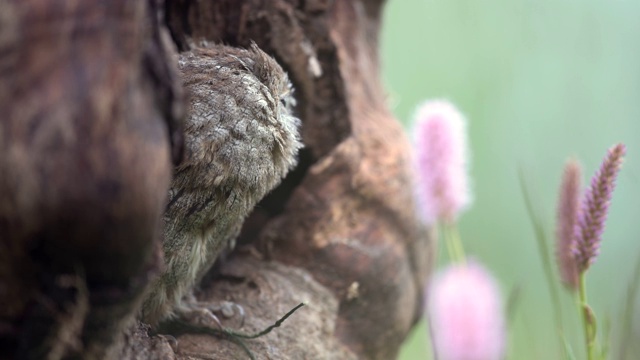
[156,302,305,360]
[174,294,245,330]
[157,334,178,353]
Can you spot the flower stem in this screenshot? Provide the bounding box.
[518,169,566,356]
[578,273,597,360]
[442,222,466,264]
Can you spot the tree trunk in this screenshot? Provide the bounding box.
[0,0,433,359]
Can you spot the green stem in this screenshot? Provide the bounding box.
[441,222,466,264]
[618,253,640,360]
[442,223,456,263]
[578,273,597,360]
[517,169,565,356]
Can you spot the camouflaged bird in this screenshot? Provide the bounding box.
[141,43,302,326]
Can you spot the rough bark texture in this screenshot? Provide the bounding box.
[0,0,433,359]
[0,0,183,358]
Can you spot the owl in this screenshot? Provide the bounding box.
[141,43,302,326]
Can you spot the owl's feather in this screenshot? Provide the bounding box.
[141,43,301,325]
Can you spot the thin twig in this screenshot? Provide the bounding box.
[164,303,306,359]
[225,303,306,339]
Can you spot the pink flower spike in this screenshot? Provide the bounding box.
[573,143,626,273]
[413,100,471,225]
[555,159,582,290]
[427,261,505,360]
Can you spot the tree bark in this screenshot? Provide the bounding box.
[0,0,182,358]
[0,0,433,359]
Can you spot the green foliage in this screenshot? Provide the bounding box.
[383,1,640,359]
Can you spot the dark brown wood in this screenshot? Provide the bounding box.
[0,0,182,358]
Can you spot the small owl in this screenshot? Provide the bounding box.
[141,43,302,326]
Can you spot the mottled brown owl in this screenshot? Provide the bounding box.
[141,43,302,326]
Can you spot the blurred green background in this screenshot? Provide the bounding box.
[380,0,640,359]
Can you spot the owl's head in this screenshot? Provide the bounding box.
[177,42,302,202]
[234,42,302,183]
[234,42,297,121]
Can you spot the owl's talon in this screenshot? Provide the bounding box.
[201,310,224,329]
[176,306,224,329]
[234,303,245,328]
[176,296,245,329]
[158,334,179,353]
[210,301,245,328]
